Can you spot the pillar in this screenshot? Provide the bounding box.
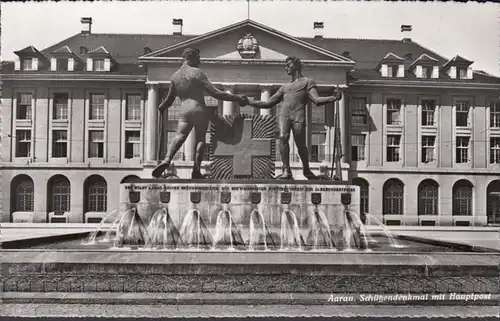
[222,85,236,116]
[259,86,272,116]
[339,94,346,163]
[184,129,196,161]
[145,84,158,163]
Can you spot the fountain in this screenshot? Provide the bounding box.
[1,114,498,317]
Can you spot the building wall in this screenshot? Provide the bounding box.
[347,85,500,226]
[2,79,500,226]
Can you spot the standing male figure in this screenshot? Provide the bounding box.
[152,48,248,179]
[248,56,342,180]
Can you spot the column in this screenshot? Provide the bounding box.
[145,84,158,163]
[339,95,346,163]
[259,86,272,116]
[222,85,236,116]
[34,87,49,162]
[184,129,196,161]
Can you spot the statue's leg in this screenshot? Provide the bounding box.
[192,114,209,179]
[152,119,193,178]
[292,121,317,180]
[278,118,293,179]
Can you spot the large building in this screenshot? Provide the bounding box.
[1,18,500,226]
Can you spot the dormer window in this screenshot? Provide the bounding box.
[57,59,68,71]
[378,53,404,78]
[387,65,398,78]
[22,59,33,71]
[442,55,473,80]
[93,59,105,71]
[409,54,439,79]
[86,46,112,72]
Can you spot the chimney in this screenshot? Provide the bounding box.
[313,22,324,39]
[81,17,92,35]
[173,19,183,36]
[401,24,412,43]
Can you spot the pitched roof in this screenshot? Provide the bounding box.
[14,45,43,56]
[383,52,404,61]
[87,45,110,55]
[51,45,74,54]
[442,55,474,70]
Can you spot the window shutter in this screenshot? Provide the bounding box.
[104,58,111,71]
[14,58,21,71]
[50,58,57,71]
[68,58,75,71]
[86,58,93,71]
[467,67,473,79]
[431,66,439,79]
[397,65,404,77]
[449,66,457,79]
[32,57,39,71]
[415,65,422,78]
[380,64,388,77]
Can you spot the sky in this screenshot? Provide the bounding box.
[1,1,498,76]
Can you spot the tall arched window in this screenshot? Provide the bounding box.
[11,175,34,214]
[353,178,369,215]
[452,180,473,216]
[486,180,500,224]
[418,179,439,215]
[47,175,71,213]
[383,179,404,215]
[84,175,107,212]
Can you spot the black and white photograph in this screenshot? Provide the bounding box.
[0,0,499,319]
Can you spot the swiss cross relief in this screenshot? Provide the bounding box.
[209,114,276,179]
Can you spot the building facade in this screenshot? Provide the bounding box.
[1,19,500,226]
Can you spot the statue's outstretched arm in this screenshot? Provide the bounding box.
[249,91,283,109]
[158,83,177,112]
[308,86,342,106]
[199,73,244,102]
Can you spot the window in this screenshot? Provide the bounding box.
[455,100,470,127]
[490,102,500,128]
[311,105,326,123]
[93,59,105,71]
[89,94,105,120]
[351,134,366,161]
[16,93,32,120]
[353,178,369,216]
[387,99,401,125]
[458,67,468,79]
[421,66,430,79]
[487,181,500,224]
[48,175,71,213]
[126,94,141,120]
[383,179,404,215]
[422,100,436,126]
[52,130,68,158]
[421,136,436,163]
[456,136,470,163]
[89,131,104,158]
[125,131,141,159]
[15,130,31,157]
[11,175,34,213]
[22,59,33,71]
[452,180,473,216]
[56,59,68,71]
[53,93,69,120]
[418,180,439,215]
[387,65,398,77]
[84,176,107,212]
[386,135,401,162]
[310,133,326,162]
[351,98,367,125]
[490,137,500,164]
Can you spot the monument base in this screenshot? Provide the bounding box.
[120,179,360,250]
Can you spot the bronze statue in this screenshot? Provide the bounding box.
[248,56,342,180]
[152,48,248,179]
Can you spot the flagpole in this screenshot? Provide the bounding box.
[247,0,250,19]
